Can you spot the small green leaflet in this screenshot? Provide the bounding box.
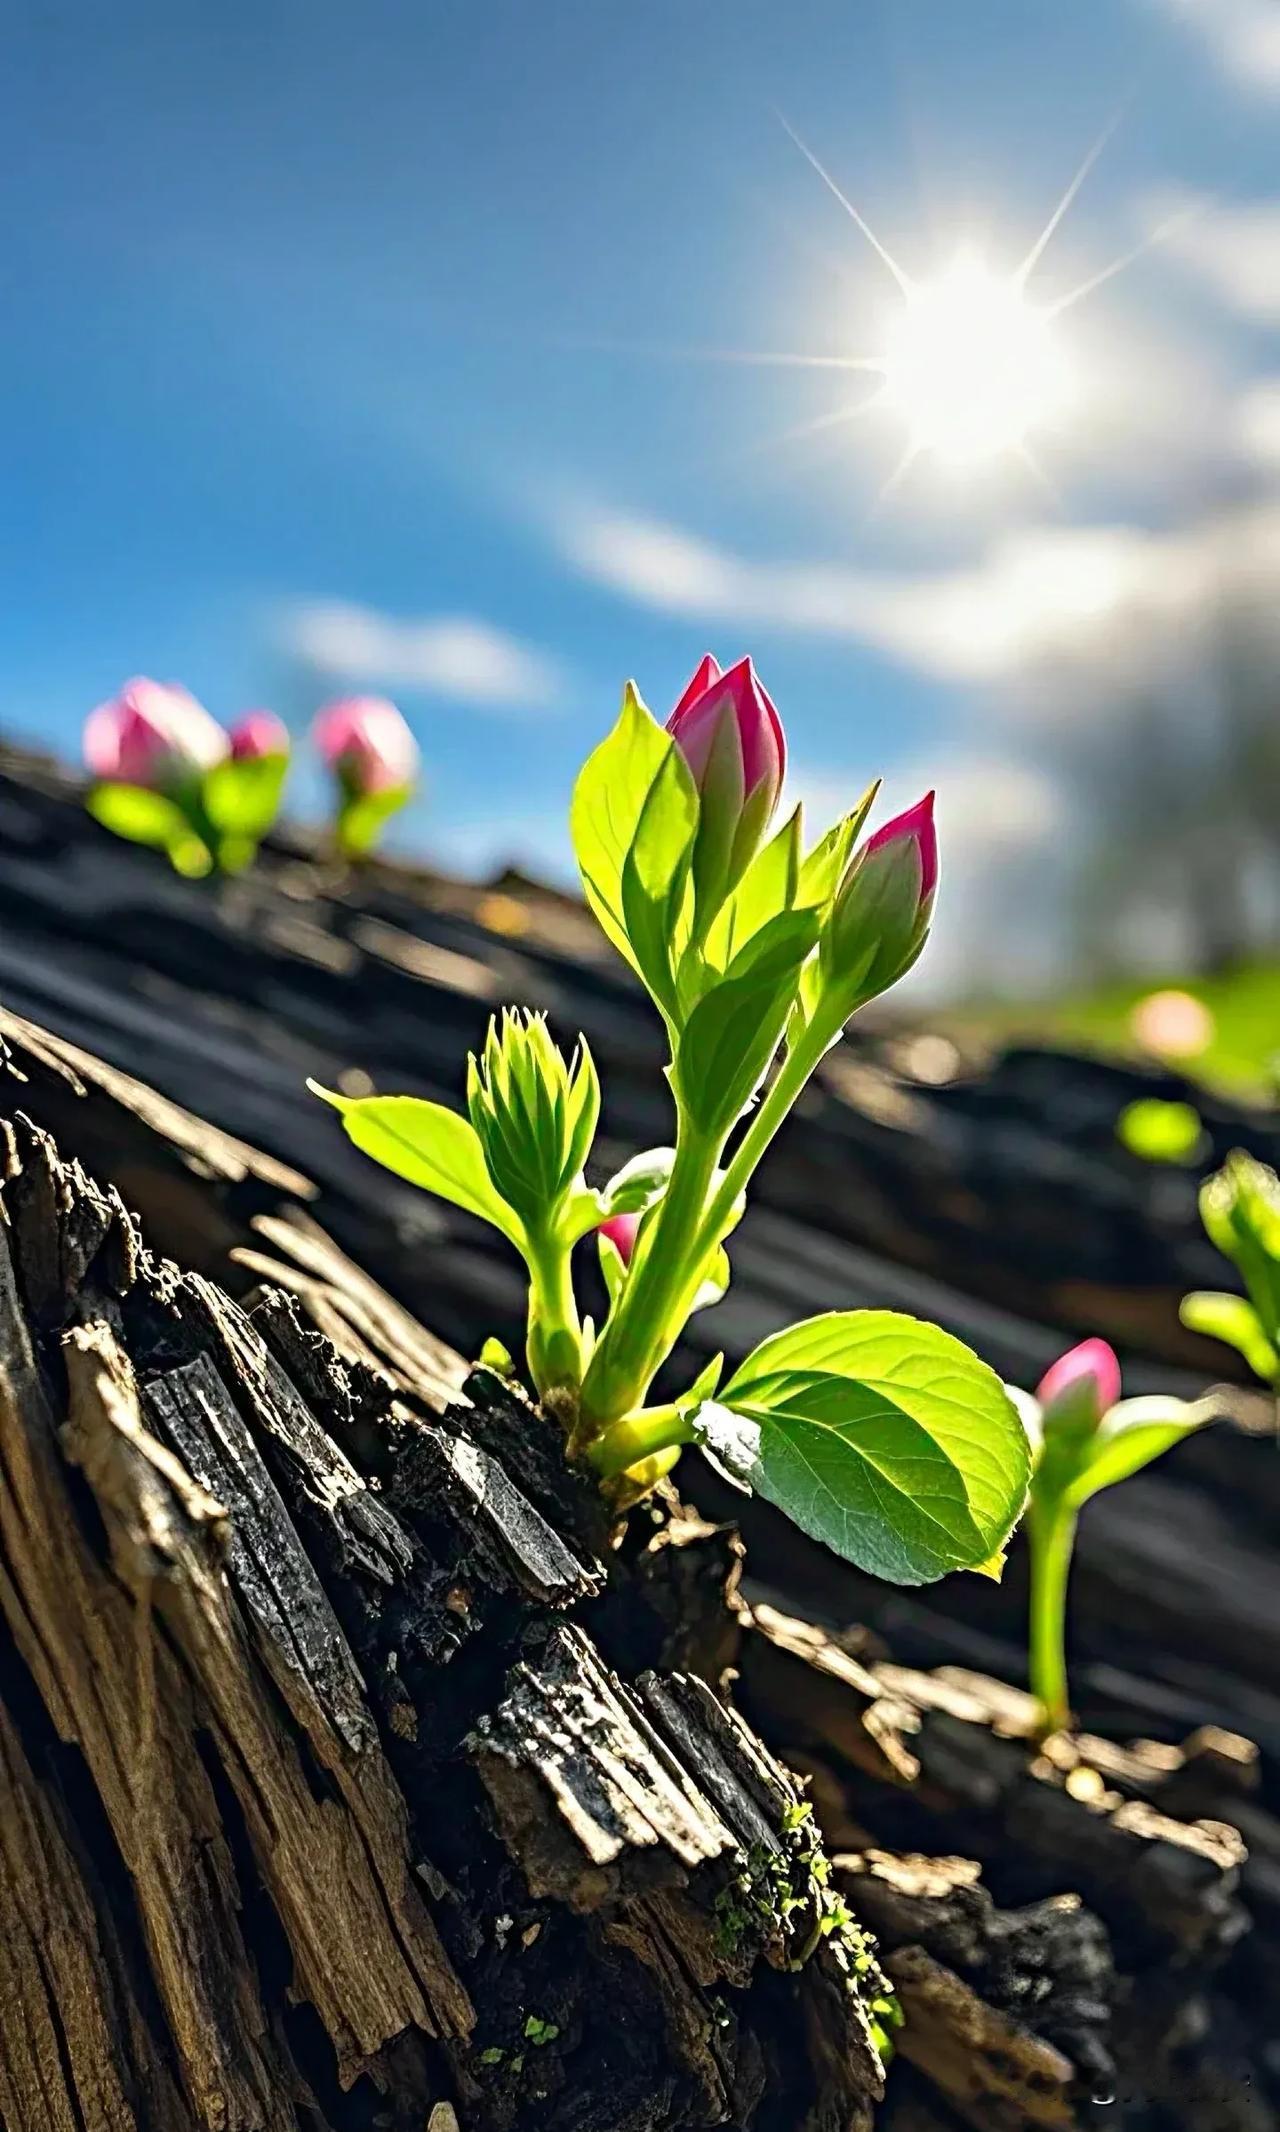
[1056,1394,1215,1510]
[87,782,189,850]
[1180,1289,1278,1382]
[700,1310,1030,1584]
[311,1085,526,1248]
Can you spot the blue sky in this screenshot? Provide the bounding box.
[3,0,1279,985]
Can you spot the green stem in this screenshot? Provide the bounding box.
[1028,1496,1076,1735]
[525,1232,584,1403]
[694,1009,836,1267]
[580,1129,720,1428]
[588,1403,696,1479]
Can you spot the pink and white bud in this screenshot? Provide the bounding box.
[666,654,786,806]
[229,710,290,761]
[665,655,786,920]
[84,678,228,790]
[1036,1339,1121,1429]
[312,696,418,795]
[822,791,939,1011]
[598,1212,641,1267]
[863,792,938,912]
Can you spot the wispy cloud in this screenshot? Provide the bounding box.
[1144,186,1280,320]
[1236,377,1280,464]
[1149,0,1280,92]
[285,601,566,713]
[558,501,1280,687]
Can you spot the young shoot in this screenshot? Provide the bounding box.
[1181,1149,1280,1386]
[316,654,1031,1586]
[1014,1339,1214,1735]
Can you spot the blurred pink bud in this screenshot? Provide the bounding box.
[312,696,418,795]
[864,792,938,908]
[229,710,289,761]
[666,654,785,804]
[1036,1338,1121,1425]
[598,1212,641,1266]
[84,678,228,790]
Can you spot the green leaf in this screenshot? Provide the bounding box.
[703,1310,1030,1584]
[797,784,879,910]
[1116,1097,1204,1165]
[87,782,189,850]
[337,784,413,858]
[1061,1395,1215,1508]
[680,1352,724,1411]
[204,754,288,839]
[703,806,803,973]
[311,1085,526,1248]
[619,738,698,1016]
[676,907,821,1136]
[1199,1151,1280,1341]
[1179,1290,1278,1382]
[571,684,690,987]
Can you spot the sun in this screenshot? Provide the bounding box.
[877,250,1074,472]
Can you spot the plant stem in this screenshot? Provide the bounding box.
[1027,1496,1076,1736]
[588,1404,696,1479]
[694,1009,835,1265]
[579,1129,720,1428]
[525,1233,584,1403]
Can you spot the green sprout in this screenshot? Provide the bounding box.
[315,656,1030,1588]
[1015,1340,1213,1734]
[1181,1149,1280,1384]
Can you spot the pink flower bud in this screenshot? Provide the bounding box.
[863,792,938,910]
[84,678,228,790]
[1036,1339,1121,1426]
[229,710,290,761]
[311,696,418,795]
[598,1212,641,1266]
[666,654,786,804]
[665,655,786,918]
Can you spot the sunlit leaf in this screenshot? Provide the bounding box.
[571,684,685,987]
[311,1085,525,1247]
[1062,1394,1215,1508]
[677,907,821,1136]
[619,738,698,1016]
[704,806,803,972]
[703,1310,1030,1584]
[87,782,188,849]
[1179,1289,1278,1382]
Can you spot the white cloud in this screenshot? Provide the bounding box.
[286,601,565,713]
[1144,187,1280,320]
[558,500,1280,689]
[1236,377,1280,463]
[1149,0,1280,91]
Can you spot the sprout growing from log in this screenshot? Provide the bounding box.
[315,656,1031,1587]
[1013,1338,1214,1735]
